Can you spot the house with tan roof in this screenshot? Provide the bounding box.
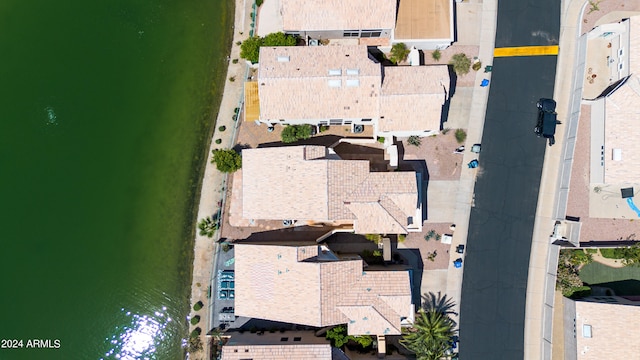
[259,0,453,48]
[279,0,396,40]
[246,45,449,138]
[587,16,640,189]
[563,296,640,360]
[234,242,415,338]
[242,145,423,234]
[221,330,340,360]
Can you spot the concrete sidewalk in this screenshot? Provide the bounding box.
[444,0,497,327]
[523,0,589,359]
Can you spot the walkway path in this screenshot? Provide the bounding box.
[187,0,256,358]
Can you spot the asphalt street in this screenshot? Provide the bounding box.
[458,1,560,358]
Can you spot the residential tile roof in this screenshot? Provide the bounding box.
[257,46,449,134]
[242,145,419,233]
[379,66,450,133]
[221,344,331,360]
[573,300,640,359]
[280,0,396,33]
[234,243,413,336]
[630,16,640,75]
[258,46,381,121]
[394,0,452,40]
[603,75,640,184]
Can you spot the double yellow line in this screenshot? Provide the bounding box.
[493,45,559,57]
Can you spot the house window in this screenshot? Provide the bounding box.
[330,119,343,125]
[362,118,372,122]
[318,120,328,125]
[343,30,359,37]
[293,337,302,342]
[280,337,288,342]
[343,120,352,125]
[361,30,382,38]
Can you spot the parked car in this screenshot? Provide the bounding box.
[534,98,559,146]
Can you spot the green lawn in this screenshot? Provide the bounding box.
[580,262,640,295]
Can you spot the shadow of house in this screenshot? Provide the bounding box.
[235,226,339,244]
[235,318,320,333]
[440,65,457,130]
[585,279,640,297]
[257,135,345,149]
[332,142,388,171]
[395,141,429,222]
[390,238,425,310]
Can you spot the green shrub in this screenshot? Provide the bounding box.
[398,234,406,243]
[441,127,451,134]
[472,60,482,71]
[326,325,349,348]
[365,234,382,243]
[377,136,385,143]
[190,327,202,338]
[281,124,312,143]
[600,248,624,259]
[190,315,201,325]
[235,41,242,46]
[586,248,598,254]
[389,43,410,64]
[455,129,467,144]
[407,135,422,147]
[450,53,471,76]
[215,139,222,145]
[222,243,231,252]
[198,216,219,238]
[229,76,236,82]
[256,0,264,6]
[240,32,297,64]
[193,301,203,311]
[188,336,203,352]
[211,149,242,173]
[319,125,329,132]
[232,58,238,64]
[373,249,383,257]
[432,49,442,61]
[218,125,226,132]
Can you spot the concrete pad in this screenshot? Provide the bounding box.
[256,0,283,37]
[444,87,473,129]
[455,3,483,45]
[589,184,640,218]
[425,181,459,223]
[421,269,448,297]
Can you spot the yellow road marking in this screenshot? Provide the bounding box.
[493,45,559,57]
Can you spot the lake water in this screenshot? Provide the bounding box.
[0,0,232,358]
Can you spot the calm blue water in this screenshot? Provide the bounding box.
[0,0,232,358]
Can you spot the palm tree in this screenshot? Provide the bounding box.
[400,309,456,360]
[422,292,457,318]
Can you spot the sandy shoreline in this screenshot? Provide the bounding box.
[187,0,255,357]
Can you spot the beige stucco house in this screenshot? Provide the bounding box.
[242,145,423,234]
[234,243,415,337]
[247,45,449,138]
[586,16,640,189]
[280,0,396,40]
[221,331,337,360]
[563,296,640,360]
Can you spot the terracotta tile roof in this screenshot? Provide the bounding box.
[573,300,640,359]
[258,46,381,122]
[235,243,413,336]
[379,66,449,133]
[221,344,332,360]
[242,146,330,221]
[280,0,396,32]
[242,146,419,233]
